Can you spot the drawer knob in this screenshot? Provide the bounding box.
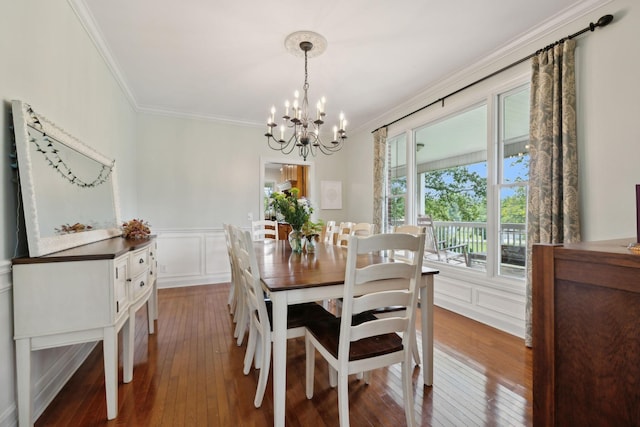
[139,281,145,288]
[139,258,145,264]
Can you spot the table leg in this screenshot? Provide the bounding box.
[421,276,434,386]
[270,292,288,427]
[103,326,118,419]
[16,338,32,427]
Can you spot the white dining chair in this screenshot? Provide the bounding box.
[228,225,249,345]
[379,223,429,365]
[223,223,238,316]
[304,232,425,427]
[251,219,279,241]
[230,225,335,408]
[335,221,355,247]
[351,222,375,237]
[323,220,337,244]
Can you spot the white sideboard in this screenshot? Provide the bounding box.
[12,236,157,426]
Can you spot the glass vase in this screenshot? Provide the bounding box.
[288,229,304,253]
[305,234,318,253]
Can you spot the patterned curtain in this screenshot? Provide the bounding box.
[525,39,581,346]
[372,127,387,234]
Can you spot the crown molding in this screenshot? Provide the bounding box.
[136,104,265,128]
[67,0,140,111]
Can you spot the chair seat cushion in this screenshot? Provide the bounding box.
[306,312,403,361]
[265,301,336,330]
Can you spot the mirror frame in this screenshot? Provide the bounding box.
[12,100,122,257]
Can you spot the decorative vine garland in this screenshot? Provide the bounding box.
[28,131,114,188]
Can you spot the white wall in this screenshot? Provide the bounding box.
[134,113,351,287]
[0,1,138,424]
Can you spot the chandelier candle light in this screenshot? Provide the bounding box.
[265,31,347,161]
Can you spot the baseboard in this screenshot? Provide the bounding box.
[157,273,230,289]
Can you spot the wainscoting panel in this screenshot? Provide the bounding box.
[476,287,526,320]
[156,228,231,288]
[434,273,525,338]
[433,276,474,303]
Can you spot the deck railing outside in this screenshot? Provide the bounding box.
[389,219,526,272]
[433,221,526,273]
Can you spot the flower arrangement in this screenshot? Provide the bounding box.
[121,218,151,239]
[269,188,313,231]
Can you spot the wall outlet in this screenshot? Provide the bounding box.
[248,212,253,221]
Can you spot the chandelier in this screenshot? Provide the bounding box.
[265,31,347,161]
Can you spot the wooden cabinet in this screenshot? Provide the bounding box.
[277,222,292,241]
[532,239,640,426]
[12,237,157,425]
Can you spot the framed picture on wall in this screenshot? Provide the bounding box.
[320,180,342,209]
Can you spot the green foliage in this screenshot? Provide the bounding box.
[390,161,527,227]
[389,176,406,224]
[501,186,527,223]
[423,165,487,222]
[302,219,324,237]
[269,188,313,231]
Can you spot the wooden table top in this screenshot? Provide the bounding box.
[254,240,438,292]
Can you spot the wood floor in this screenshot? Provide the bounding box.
[34,283,532,426]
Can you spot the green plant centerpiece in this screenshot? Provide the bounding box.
[270,188,312,253]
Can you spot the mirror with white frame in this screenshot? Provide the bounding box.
[11,100,122,257]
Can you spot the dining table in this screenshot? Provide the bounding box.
[254,239,439,427]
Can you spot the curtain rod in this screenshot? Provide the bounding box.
[371,14,614,134]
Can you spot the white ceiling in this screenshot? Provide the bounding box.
[73,0,598,133]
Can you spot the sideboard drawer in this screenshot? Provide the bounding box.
[129,270,150,301]
[129,247,149,278]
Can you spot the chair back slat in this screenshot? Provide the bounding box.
[251,220,279,241]
[338,233,425,361]
[351,317,408,342]
[352,222,376,237]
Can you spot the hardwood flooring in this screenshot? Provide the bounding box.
[34,283,532,426]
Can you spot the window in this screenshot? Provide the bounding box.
[385,134,407,231]
[498,85,530,278]
[415,104,489,271]
[386,83,530,280]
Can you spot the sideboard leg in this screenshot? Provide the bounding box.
[15,338,32,427]
[103,327,118,420]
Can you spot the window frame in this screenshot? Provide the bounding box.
[383,76,530,286]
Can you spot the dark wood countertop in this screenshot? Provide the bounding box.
[12,236,156,264]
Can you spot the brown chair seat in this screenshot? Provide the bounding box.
[306,312,403,361]
[265,300,336,330]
